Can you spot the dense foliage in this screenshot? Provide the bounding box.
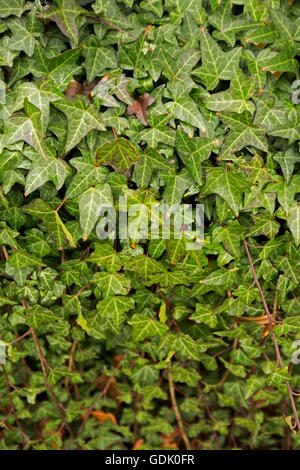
[0,0,300,451]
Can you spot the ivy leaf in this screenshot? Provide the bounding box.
[43,0,83,44]
[287,204,300,246]
[53,97,106,154]
[205,69,256,114]
[78,183,113,240]
[200,267,238,287]
[92,295,135,334]
[87,243,122,272]
[125,254,165,280]
[93,272,130,297]
[192,27,242,90]
[209,0,260,47]
[0,222,19,248]
[8,10,43,57]
[161,169,193,206]
[65,159,108,200]
[83,35,118,82]
[119,33,146,79]
[139,114,176,148]
[261,43,298,74]
[175,127,217,184]
[128,314,168,340]
[26,305,58,328]
[7,249,45,270]
[140,0,163,18]
[6,99,50,161]
[253,93,287,131]
[25,157,69,196]
[22,199,76,250]
[249,212,280,239]
[96,138,139,173]
[133,148,173,188]
[0,0,29,18]
[202,168,252,215]
[273,150,300,184]
[220,112,268,157]
[166,95,207,132]
[32,44,82,80]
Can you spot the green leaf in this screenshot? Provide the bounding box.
[0,0,29,18]
[96,138,139,173]
[8,249,45,270]
[83,35,117,82]
[22,199,76,250]
[93,272,130,297]
[287,204,300,246]
[8,10,43,57]
[91,295,135,334]
[6,99,50,161]
[192,27,242,90]
[128,314,168,340]
[87,243,122,272]
[133,148,173,188]
[43,0,83,44]
[78,183,113,240]
[202,168,252,215]
[53,97,106,154]
[219,112,268,158]
[205,69,256,114]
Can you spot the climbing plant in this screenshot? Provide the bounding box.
[0,0,300,450]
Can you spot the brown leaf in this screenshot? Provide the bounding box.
[132,438,144,450]
[253,42,266,50]
[114,354,123,367]
[283,415,297,434]
[65,79,99,99]
[126,92,155,126]
[95,373,121,398]
[65,80,83,99]
[91,410,117,425]
[161,428,180,449]
[269,71,284,80]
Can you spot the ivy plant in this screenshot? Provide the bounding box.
[0,0,300,451]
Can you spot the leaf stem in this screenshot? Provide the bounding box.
[86,15,138,39]
[244,240,300,431]
[168,366,191,450]
[1,364,30,448]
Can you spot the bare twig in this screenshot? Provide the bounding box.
[86,15,137,39]
[75,353,127,441]
[168,366,191,450]
[1,364,30,447]
[244,240,300,431]
[22,299,73,436]
[10,329,32,345]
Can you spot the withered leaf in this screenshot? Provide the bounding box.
[126,92,155,126]
[65,79,99,99]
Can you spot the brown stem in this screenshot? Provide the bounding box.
[55,199,65,212]
[10,328,32,345]
[76,282,93,297]
[168,366,191,450]
[74,353,127,443]
[1,364,30,447]
[22,299,73,436]
[2,246,9,261]
[243,240,300,432]
[86,15,137,39]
